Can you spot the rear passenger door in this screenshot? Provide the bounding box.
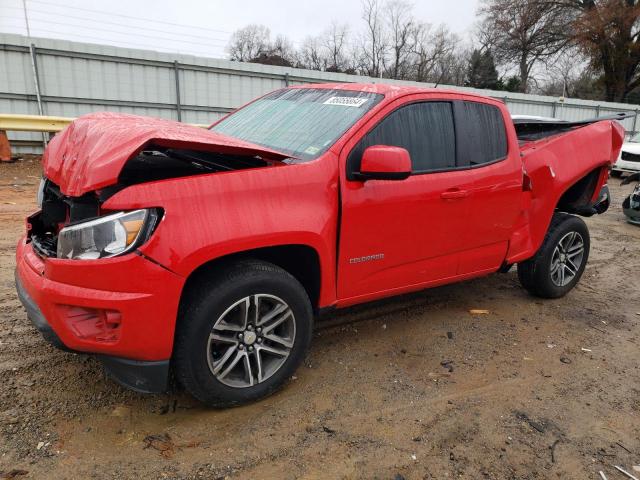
[337,98,475,302]
[453,100,522,274]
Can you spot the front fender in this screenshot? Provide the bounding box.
[102,155,339,306]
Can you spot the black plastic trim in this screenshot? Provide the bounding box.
[593,185,611,214]
[410,155,509,175]
[98,356,169,393]
[16,271,170,394]
[565,185,611,217]
[315,305,337,318]
[351,171,411,181]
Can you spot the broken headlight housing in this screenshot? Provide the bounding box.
[57,209,160,260]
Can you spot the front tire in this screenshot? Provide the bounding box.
[517,213,590,298]
[174,260,313,407]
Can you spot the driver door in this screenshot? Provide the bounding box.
[337,97,474,304]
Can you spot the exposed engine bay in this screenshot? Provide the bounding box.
[118,147,274,186]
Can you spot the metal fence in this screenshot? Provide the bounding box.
[1,32,638,153]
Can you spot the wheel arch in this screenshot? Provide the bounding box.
[179,244,323,315]
[555,165,609,216]
[506,166,605,264]
[517,212,590,298]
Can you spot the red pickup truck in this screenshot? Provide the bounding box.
[15,84,624,406]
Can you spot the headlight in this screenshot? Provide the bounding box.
[57,209,160,260]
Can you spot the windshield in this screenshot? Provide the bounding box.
[630,133,640,143]
[210,88,383,160]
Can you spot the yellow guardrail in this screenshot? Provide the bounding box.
[0,114,209,161]
[0,114,208,132]
[0,114,74,132]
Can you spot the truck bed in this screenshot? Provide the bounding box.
[512,113,632,143]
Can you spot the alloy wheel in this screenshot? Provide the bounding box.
[550,231,585,287]
[206,294,296,388]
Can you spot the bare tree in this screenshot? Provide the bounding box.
[479,0,570,92]
[437,47,471,86]
[298,35,327,70]
[270,35,296,63]
[540,47,585,95]
[386,0,414,79]
[225,3,468,83]
[360,0,388,77]
[226,24,271,62]
[409,23,458,83]
[249,34,296,67]
[323,22,350,72]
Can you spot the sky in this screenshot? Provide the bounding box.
[0,0,479,59]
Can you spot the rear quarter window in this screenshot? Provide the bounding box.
[455,101,508,166]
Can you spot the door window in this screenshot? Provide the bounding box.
[348,102,456,175]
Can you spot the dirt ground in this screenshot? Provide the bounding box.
[0,157,639,480]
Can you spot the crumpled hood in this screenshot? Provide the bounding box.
[43,112,290,197]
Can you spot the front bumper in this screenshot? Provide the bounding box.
[613,158,640,173]
[15,237,184,392]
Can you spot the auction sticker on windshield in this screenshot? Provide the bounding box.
[323,96,369,107]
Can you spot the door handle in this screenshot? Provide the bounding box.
[440,188,470,200]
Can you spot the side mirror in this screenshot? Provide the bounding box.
[353,145,412,181]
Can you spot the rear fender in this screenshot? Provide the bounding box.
[506,120,620,264]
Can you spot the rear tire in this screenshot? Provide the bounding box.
[174,260,313,407]
[517,213,590,298]
[610,170,622,178]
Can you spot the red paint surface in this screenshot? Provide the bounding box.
[360,145,411,174]
[16,83,625,361]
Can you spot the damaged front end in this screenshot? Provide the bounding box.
[17,112,300,394]
[30,144,279,260]
[27,113,292,260]
[42,111,291,195]
[118,146,277,186]
[26,178,122,258]
[28,175,158,261]
[29,178,100,258]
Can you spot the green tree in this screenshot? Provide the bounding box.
[497,75,523,92]
[466,49,500,89]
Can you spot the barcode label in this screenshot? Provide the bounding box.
[323,96,369,107]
